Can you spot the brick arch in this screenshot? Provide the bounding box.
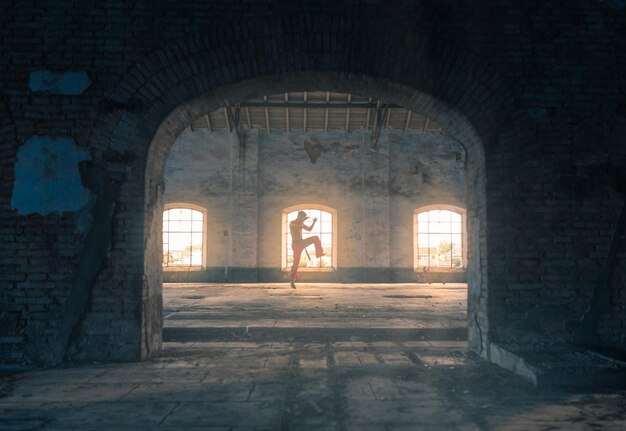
[95,14,520,159]
[89,15,527,360]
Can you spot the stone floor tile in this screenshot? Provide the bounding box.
[357,353,379,366]
[349,341,368,349]
[402,341,431,347]
[378,353,413,365]
[333,351,363,367]
[160,401,281,428]
[344,379,377,400]
[247,382,287,401]
[264,354,292,368]
[415,354,465,366]
[298,357,327,369]
[31,401,176,428]
[427,340,468,349]
[121,382,253,402]
[3,382,138,403]
[346,399,470,430]
[369,341,398,349]
[331,342,353,349]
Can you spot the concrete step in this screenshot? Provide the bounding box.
[163,326,467,343]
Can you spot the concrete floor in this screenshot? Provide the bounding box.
[1,283,625,430]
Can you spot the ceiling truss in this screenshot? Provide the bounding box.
[188,91,444,135]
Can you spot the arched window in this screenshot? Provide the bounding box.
[282,205,337,272]
[162,204,206,269]
[414,206,466,271]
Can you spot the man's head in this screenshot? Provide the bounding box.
[296,211,309,221]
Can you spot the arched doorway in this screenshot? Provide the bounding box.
[140,73,489,360]
[89,20,523,362]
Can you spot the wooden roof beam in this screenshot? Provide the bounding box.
[345,93,351,133]
[285,93,289,133]
[324,91,329,133]
[404,110,411,133]
[264,95,270,132]
[303,91,308,132]
[245,107,251,128]
[223,107,230,131]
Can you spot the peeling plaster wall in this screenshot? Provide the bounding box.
[163,127,466,283]
[28,70,91,96]
[389,133,466,275]
[163,129,233,271]
[11,136,92,215]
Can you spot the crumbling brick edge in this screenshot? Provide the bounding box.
[488,342,626,389]
[487,342,540,386]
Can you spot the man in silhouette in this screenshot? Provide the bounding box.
[289,211,324,289]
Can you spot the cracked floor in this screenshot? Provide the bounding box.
[1,283,624,430]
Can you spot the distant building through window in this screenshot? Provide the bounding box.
[163,205,205,268]
[283,205,337,272]
[414,206,465,271]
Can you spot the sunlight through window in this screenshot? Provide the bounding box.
[415,209,464,270]
[284,208,334,271]
[163,207,204,267]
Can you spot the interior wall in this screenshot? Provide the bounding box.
[163,126,466,283]
[4,1,623,365]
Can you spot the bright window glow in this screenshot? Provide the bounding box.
[285,208,333,270]
[163,207,204,267]
[416,209,463,269]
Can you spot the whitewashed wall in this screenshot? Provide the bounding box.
[163,127,466,282]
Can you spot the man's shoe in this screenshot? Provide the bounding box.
[290,279,296,289]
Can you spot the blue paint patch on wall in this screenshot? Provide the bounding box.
[11,136,92,215]
[29,70,92,95]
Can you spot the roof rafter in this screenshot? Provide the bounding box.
[186,91,443,134]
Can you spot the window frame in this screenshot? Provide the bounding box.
[413,205,467,272]
[162,203,208,271]
[281,204,338,272]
